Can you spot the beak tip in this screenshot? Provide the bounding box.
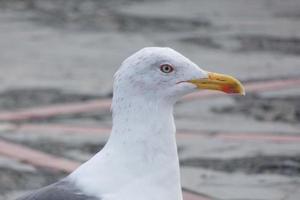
[239,87,246,96]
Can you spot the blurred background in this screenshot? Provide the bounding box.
[0,0,300,199]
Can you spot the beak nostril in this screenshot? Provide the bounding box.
[176,81,186,84]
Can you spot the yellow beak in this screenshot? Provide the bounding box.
[188,71,245,95]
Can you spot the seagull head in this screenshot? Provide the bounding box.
[114,47,245,104]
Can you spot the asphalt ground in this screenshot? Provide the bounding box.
[0,0,300,200]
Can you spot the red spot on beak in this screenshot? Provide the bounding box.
[222,85,234,93]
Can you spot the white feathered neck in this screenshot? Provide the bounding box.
[70,92,183,200]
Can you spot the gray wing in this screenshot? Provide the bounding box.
[17,179,99,200]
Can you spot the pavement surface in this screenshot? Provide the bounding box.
[0,0,300,200]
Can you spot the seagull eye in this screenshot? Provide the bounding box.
[160,64,174,73]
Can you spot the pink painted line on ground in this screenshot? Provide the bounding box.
[219,133,300,142]
[177,129,300,142]
[183,191,212,200]
[0,77,299,122]
[18,124,111,135]
[0,138,209,200]
[0,139,80,172]
[0,99,111,122]
[15,124,300,143]
[245,78,300,93]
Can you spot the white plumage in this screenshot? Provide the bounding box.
[70,47,205,200]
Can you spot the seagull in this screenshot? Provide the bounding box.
[18,47,244,200]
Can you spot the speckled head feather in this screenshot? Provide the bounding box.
[113,47,208,105]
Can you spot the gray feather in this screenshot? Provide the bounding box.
[17,179,99,200]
